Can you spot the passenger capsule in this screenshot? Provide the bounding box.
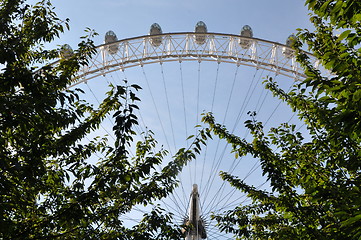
[149,23,163,47]
[239,25,253,49]
[59,44,73,59]
[104,30,119,55]
[194,21,207,45]
[282,34,297,58]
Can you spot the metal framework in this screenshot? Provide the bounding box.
[59,32,319,240]
[69,32,317,87]
[182,184,207,240]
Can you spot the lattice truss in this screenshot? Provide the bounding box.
[73,32,318,86]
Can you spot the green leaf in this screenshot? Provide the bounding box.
[339,52,349,59]
[338,30,351,41]
[353,89,361,102]
[306,0,317,10]
[319,0,331,14]
[186,135,194,140]
[351,13,361,24]
[331,1,344,15]
[341,214,361,227]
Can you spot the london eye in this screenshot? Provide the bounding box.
[63,22,317,239]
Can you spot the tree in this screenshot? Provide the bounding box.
[202,1,361,239]
[0,1,205,239]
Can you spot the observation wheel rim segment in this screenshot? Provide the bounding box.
[69,32,317,88]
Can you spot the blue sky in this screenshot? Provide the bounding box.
[52,0,313,49]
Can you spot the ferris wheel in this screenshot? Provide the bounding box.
[63,21,317,239]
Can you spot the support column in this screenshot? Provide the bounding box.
[183,184,207,240]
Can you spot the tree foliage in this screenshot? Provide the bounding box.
[0,1,206,239]
[204,0,361,239]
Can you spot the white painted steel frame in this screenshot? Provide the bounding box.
[71,32,316,87]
